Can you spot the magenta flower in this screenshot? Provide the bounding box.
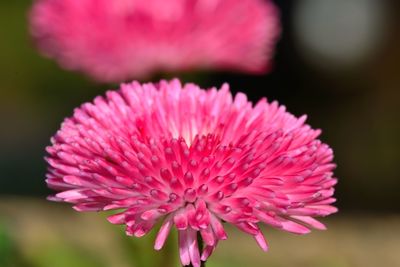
[46,79,337,267]
[29,0,280,83]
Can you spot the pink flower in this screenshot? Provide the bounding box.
[46,79,337,267]
[29,0,280,83]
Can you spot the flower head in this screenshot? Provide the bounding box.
[46,79,337,267]
[30,0,280,82]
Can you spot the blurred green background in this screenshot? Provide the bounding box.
[1,1,399,267]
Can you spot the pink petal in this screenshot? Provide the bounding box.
[154,215,173,250]
[178,230,191,266]
[210,214,227,240]
[188,229,201,267]
[291,216,327,230]
[254,231,269,251]
[280,220,311,235]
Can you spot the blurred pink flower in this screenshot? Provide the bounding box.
[29,0,280,82]
[46,79,337,267]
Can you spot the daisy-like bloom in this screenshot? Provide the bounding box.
[46,79,337,267]
[29,0,280,83]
